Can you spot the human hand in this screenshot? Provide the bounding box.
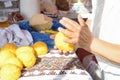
[59,15,93,51]
[50,34,75,55]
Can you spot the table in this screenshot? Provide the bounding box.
[19,50,93,80]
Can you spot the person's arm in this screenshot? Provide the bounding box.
[85,16,120,64]
[59,15,120,65]
[90,38,120,64]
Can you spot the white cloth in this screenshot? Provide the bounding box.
[91,0,120,80]
[19,51,93,80]
[0,24,33,47]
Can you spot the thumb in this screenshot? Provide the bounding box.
[78,14,85,26]
[50,35,56,39]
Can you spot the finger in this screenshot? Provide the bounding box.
[69,51,74,54]
[63,51,69,56]
[63,50,68,54]
[58,27,74,38]
[64,38,76,45]
[78,15,85,26]
[59,17,78,31]
[64,53,69,56]
[62,17,79,27]
[54,46,58,50]
[58,50,63,55]
[50,34,56,39]
[62,17,82,31]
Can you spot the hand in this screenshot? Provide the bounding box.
[50,34,75,55]
[59,15,93,51]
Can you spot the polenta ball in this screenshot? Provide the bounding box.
[1,43,18,55]
[4,56,23,70]
[16,46,36,68]
[32,41,48,57]
[0,50,16,67]
[55,32,75,51]
[0,64,21,80]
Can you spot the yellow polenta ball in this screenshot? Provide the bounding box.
[1,43,18,55]
[55,32,75,51]
[0,64,21,80]
[32,41,48,57]
[4,56,23,70]
[0,50,16,67]
[16,46,36,68]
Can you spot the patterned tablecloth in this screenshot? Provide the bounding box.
[19,50,93,80]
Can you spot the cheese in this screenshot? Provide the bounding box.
[29,14,53,31]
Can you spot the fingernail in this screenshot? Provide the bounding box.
[63,17,68,20]
[62,17,66,20]
[58,27,62,31]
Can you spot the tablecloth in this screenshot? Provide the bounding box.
[19,50,93,80]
